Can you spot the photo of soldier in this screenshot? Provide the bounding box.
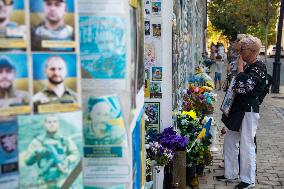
[32,54,78,113]
[0,119,18,189]
[0,0,26,50]
[0,55,30,116]
[30,0,75,51]
[18,112,83,189]
[84,95,127,146]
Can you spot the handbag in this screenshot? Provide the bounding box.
[220,76,236,116]
[221,111,245,131]
[222,74,231,91]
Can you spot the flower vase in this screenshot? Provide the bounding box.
[172,151,186,189]
[191,174,199,188]
[164,162,173,189]
[153,165,165,189]
[186,165,196,186]
[196,165,204,176]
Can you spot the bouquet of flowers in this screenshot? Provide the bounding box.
[146,142,174,166]
[183,85,216,116]
[159,127,189,151]
[186,137,212,167]
[176,110,202,136]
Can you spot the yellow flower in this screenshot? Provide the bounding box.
[181,111,187,116]
[181,110,197,120]
[188,110,197,120]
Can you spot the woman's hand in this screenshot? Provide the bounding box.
[237,55,244,73]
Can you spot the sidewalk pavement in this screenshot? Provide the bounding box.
[197,85,284,189]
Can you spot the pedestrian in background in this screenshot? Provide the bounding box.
[214,54,224,90]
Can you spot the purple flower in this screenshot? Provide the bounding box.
[159,127,189,151]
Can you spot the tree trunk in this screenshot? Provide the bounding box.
[264,0,269,64]
[264,23,269,64]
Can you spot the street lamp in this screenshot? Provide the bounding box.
[272,0,284,93]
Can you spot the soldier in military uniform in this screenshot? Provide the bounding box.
[0,56,29,108]
[31,0,74,51]
[0,0,26,51]
[33,56,77,112]
[24,115,79,189]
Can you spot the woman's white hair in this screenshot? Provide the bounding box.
[239,35,262,55]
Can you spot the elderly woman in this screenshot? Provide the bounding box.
[217,35,267,189]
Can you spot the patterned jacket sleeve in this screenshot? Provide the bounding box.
[234,65,266,95]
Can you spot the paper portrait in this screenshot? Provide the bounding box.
[152,23,161,37]
[18,112,83,189]
[0,0,27,51]
[83,95,127,146]
[32,53,79,113]
[144,102,160,132]
[0,54,31,116]
[30,0,76,52]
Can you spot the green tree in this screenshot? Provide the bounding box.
[208,0,279,50]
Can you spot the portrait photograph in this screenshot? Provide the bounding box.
[0,119,18,189]
[145,20,150,36]
[151,0,161,16]
[150,81,162,98]
[83,95,127,146]
[152,23,161,37]
[79,16,126,79]
[32,53,79,113]
[0,54,31,116]
[144,102,160,132]
[152,66,162,81]
[18,112,83,189]
[30,0,75,52]
[0,0,27,50]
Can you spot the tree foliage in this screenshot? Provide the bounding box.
[208,0,279,45]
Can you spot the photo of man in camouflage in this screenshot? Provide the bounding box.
[24,115,79,188]
[0,56,29,108]
[33,55,77,112]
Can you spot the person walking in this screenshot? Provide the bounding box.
[214,54,224,90]
[217,35,266,189]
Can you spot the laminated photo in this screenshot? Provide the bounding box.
[18,112,83,189]
[144,102,160,132]
[150,82,162,98]
[83,96,130,185]
[83,95,127,146]
[80,16,126,79]
[151,0,161,16]
[144,21,150,36]
[32,54,79,113]
[30,0,76,51]
[0,0,26,50]
[0,54,31,116]
[152,23,161,37]
[0,119,18,189]
[152,67,162,81]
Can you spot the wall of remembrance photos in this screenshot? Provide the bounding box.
[172,0,207,110]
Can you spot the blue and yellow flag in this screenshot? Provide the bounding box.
[197,118,212,139]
